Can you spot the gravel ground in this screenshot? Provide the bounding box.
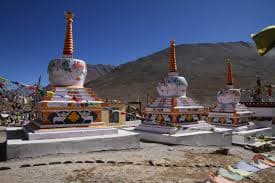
[0,142,274,183]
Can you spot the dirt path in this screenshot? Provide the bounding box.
[0,142,274,183]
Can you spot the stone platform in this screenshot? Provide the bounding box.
[135,123,179,134]
[252,120,275,136]
[23,124,118,140]
[231,127,272,145]
[7,127,140,159]
[125,123,232,146]
[213,122,273,145]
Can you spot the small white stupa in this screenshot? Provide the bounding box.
[208,63,272,145]
[144,40,205,125]
[208,63,254,127]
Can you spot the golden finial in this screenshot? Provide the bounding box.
[226,60,233,86]
[63,11,74,56]
[169,40,177,72]
[65,11,74,21]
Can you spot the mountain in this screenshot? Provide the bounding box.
[85,41,275,106]
[85,64,116,83]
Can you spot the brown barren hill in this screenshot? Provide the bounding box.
[85,64,115,83]
[85,41,275,106]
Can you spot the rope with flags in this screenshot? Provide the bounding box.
[0,76,38,92]
[0,76,102,105]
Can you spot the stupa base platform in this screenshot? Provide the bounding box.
[30,121,105,129]
[135,123,178,134]
[135,121,215,133]
[253,120,273,128]
[209,122,249,127]
[126,123,232,146]
[6,127,140,159]
[252,120,275,136]
[23,124,117,140]
[231,127,273,145]
[211,122,273,145]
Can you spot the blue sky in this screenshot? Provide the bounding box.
[0,0,275,85]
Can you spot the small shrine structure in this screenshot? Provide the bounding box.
[144,40,205,125]
[208,63,254,127]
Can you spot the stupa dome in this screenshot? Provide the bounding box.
[48,57,87,87]
[157,73,188,97]
[217,88,241,104]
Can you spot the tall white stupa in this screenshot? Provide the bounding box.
[10,11,140,159]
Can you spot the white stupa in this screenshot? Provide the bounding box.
[144,40,205,124]
[208,63,254,127]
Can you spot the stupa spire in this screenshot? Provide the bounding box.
[226,62,234,88]
[63,11,74,56]
[169,40,177,72]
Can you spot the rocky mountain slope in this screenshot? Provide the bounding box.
[85,64,115,83]
[86,41,275,106]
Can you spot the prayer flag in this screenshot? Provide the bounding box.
[252,25,275,56]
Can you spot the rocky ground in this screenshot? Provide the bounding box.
[0,142,274,183]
